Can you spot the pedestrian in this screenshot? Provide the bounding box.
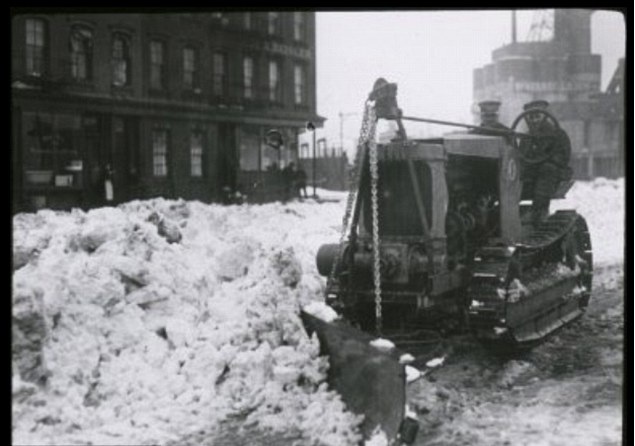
[295,165,308,199]
[518,99,572,224]
[104,164,115,204]
[282,162,296,202]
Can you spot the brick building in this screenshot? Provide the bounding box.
[11,11,323,213]
[473,9,624,179]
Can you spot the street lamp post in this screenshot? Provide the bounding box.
[307,122,317,198]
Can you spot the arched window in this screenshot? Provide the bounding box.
[112,33,131,87]
[25,18,48,77]
[70,25,94,81]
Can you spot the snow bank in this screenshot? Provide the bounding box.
[11,177,623,445]
[552,177,624,266]
[12,198,362,446]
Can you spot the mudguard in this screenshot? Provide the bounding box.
[300,311,408,443]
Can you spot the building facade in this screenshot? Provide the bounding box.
[472,9,624,179]
[11,11,323,213]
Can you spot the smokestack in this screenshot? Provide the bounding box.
[512,10,517,43]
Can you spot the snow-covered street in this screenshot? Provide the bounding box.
[12,178,624,446]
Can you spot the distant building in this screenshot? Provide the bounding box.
[11,11,324,213]
[473,9,624,179]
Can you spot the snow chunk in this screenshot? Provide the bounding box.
[217,240,256,281]
[164,317,195,348]
[405,403,418,419]
[365,425,389,446]
[270,247,303,288]
[406,365,422,383]
[399,353,415,364]
[494,326,508,335]
[303,301,339,323]
[426,356,445,368]
[12,281,48,384]
[369,338,395,352]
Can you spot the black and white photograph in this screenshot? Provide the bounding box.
[11,8,626,446]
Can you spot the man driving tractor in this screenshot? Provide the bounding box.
[518,99,572,224]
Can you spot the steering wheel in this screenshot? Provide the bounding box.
[511,109,561,165]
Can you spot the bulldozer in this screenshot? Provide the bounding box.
[304,78,593,444]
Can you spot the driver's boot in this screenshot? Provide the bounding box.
[531,196,550,225]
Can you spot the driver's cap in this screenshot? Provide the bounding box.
[523,99,549,111]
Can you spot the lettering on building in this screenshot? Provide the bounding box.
[262,42,312,59]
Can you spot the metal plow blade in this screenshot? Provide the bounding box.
[300,311,416,444]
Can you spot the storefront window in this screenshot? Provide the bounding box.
[23,112,81,172]
[152,129,168,177]
[239,127,260,171]
[243,56,254,100]
[190,131,204,177]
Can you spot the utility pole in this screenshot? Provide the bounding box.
[339,111,357,154]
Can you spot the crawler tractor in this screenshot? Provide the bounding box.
[316,78,593,349]
[303,79,593,445]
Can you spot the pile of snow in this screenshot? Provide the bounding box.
[553,177,624,266]
[12,197,362,446]
[11,177,623,445]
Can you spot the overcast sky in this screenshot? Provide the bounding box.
[312,9,626,152]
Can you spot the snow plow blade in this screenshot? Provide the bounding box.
[300,311,413,443]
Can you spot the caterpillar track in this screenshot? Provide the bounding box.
[468,210,593,350]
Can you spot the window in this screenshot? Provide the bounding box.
[152,129,168,176]
[150,40,166,90]
[243,56,254,100]
[183,46,199,90]
[268,60,281,103]
[212,52,227,97]
[239,127,260,171]
[293,12,305,41]
[294,64,306,105]
[300,143,309,158]
[23,112,81,173]
[112,33,131,87]
[70,26,93,81]
[267,12,280,35]
[25,18,47,77]
[190,131,204,177]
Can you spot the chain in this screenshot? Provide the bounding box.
[368,118,383,335]
[325,102,378,299]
